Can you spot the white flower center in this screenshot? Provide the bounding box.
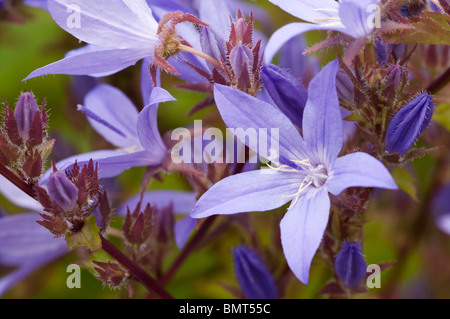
[267,159,329,207]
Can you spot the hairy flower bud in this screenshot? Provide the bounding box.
[230,44,254,79]
[334,242,367,290]
[14,91,40,141]
[47,171,78,212]
[233,245,277,299]
[123,203,153,245]
[385,93,433,155]
[383,64,407,99]
[336,69,354,104]
[261,64,307,128]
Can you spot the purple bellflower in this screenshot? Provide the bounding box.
[233,245,278,299]
[385,93,433,155]
[43,83,175,181]
[190,60,398,284]
[24,0,160,80]
[264,0,381,63]
[118,190,198,249]
[334,241,367,290]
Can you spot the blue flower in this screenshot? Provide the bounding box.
[385,93,433,155]
[190,60,397,284]
[265,0,381,63]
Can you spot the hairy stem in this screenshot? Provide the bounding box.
[160,215,217,285]
[100,235,173,299]
[0,163,35,198]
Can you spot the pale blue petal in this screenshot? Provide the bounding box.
[339,0,381,38]
[326,152,398,195]
[302,60,342,167]
[214,84,308,165]
[198,0,231,40]
[190,170,302,219]
[137,88,175,157]
[82,84,140,148]
[269,0,339,22]
[280,187,330,284]
[24,48,149,80]
[47,0,158,49]
[265,22,345,64]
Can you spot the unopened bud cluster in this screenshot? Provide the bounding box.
[0,92,53,184]
[35,160,111,237]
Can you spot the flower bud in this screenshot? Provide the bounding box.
[233,245,277,299]
[334,242,367,290]
[261,64,307,128]
[47,171,78,212]
[153,204,175,244]
[229,44,254,78]
[385,93,433,155]
[200,26,227,72]
[14,92,40,141]
[336,69,354,104]
[123,203,153,245]
[234,17,247,44]
[383,64,407,99]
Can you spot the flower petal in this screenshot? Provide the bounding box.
[264,22,345,64]
[0,213,66,267]
[302,59,342,167]
[47,0,158,49]
[214,84,307,165]
[280,187,330,284]
[24,47,149,80]
[326,152,398,195]
[81,84,140,148]
[190,169,301,219]
[198,0,231,40]
[137,87,175,157]
[268,0,339,23]
[339,0,381,38]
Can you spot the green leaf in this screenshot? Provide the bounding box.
[66,216,102,252]
[391,167,418,202]
[433,104,450,132]
[382,13,450,45]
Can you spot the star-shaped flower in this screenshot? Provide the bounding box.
[190,60,398,284]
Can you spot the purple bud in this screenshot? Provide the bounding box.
[14,92,40,140]
[234,17,247,43]
[261,64,307,128]
[229,44,254,78]
[385,93,433,155]
[385,65,405,89]
[48,171,78,212]
[336,69,354,104]
[233,245,277,299]
[200,26,227,72]
[334,242,367,290]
